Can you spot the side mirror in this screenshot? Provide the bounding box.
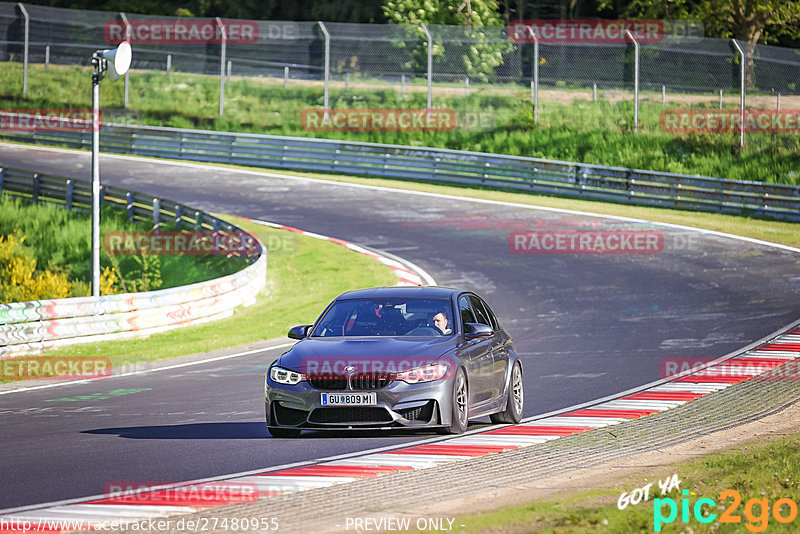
[464,322,493,339]
[288,325,312,340]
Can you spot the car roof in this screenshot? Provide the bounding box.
[336,286,463,300]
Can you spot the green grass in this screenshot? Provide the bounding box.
[16,217,396,373]
[1,63,798,184]
[445,432,800,533]
[0,195,247,295]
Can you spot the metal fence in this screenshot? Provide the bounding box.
[0,164,267,356]
[1,118,797,221]
[1,2,799,148]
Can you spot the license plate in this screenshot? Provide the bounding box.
[321,392,377,406]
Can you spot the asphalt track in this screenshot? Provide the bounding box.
[1,143,799,510]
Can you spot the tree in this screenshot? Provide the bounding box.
[613,0,800,45]
[382,0,512,81]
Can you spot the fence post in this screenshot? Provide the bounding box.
[126,192,134,222]
[0,168,4,196]
[17,3,28,97]
[719,89,723,109]
[593,82,597,102]
[120,13,131,109]
[732,39,746,150]
[45,45,49,69]
[32,173,39,202]
[317,21,330,118]
[662,85,666,106]
[777,93,781,111]
[66,179,73,210]
[532,27,539,124]
[625,29,639,133]
[283,66,289,88]
[216,17,226,116]
[464,76,469,96]
[421,23,433,112]
[345,72,350,91]
[166,54,171,79]
[175,205,183,229]
[194,211,202,231]
[401,74,406,95]
[227,60,232,82]
[153,198,161,231]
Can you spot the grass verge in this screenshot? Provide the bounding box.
[445,431,800,533]
[1,63,798,184]
[0,218,396,379]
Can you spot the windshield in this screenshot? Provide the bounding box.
[311,297,454,337]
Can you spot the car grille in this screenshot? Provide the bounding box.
[307,376,349,390]
[307,373,393,390]
[308,407,393,424]
[396,401,435,422]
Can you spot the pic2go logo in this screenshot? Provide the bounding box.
[654,489,800,532]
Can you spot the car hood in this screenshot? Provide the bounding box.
[276,336,455,374]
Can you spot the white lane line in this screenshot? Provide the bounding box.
[649,383,730,393]
[743,350,800,358]
[445,436,551,446]
[770,335,800,343]
[0,343,294,396]
[325,454,462,468]
[525,417,624,427]
[598,400,687,410]
[233,476,354,491]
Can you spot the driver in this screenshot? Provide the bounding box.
[432,312,452,335]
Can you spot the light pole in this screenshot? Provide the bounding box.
[91,41,131,297]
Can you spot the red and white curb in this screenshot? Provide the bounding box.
[3,325,799,532]
[240,218,435,287]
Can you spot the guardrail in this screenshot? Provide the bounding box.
[0,117,798,221]
[0,165,267,357]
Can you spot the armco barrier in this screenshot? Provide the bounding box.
[0,117,798,221]
[0,166,266,358]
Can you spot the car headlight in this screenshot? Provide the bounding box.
[269,366,306,385]
[396,363,449,383]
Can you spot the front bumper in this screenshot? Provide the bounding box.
[265,376,453,430]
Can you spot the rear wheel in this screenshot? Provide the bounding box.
[265,402,301,438]
[490,361,523,424]
[439,368,469,434]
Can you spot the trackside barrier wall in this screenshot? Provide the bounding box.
[0,165,267,357]
[0,118,798,221]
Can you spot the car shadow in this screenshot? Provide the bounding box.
[83,422,268,439]
[83,421,496,440]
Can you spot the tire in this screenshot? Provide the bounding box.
[490,361,523,424]
[439,368,469,434]
[265,401,301,438]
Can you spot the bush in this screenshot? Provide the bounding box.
[0,233,72,302]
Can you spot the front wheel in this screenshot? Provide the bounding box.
[490,361,523,424]
[439,368,469,434]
